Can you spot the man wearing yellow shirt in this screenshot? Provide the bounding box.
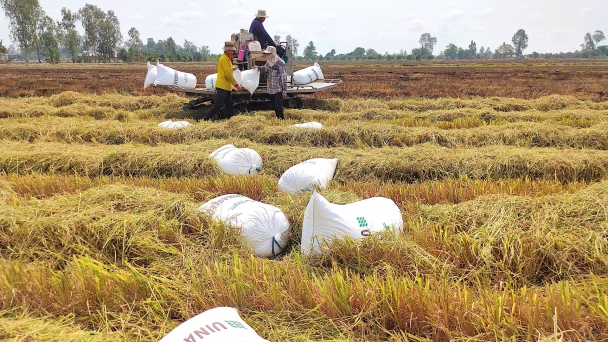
[201,41,242,121]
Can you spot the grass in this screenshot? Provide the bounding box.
[0,91,608,341]
[1,140,607,183]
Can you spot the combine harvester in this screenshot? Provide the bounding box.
[154,30,341,116]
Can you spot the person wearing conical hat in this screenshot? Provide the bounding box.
[199,41,242,121]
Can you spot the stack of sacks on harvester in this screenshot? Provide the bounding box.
[143,61,197,90]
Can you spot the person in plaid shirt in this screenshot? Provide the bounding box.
[255,46,287,120]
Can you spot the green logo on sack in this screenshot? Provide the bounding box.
[357,217,368,228]
[225,320,247,329]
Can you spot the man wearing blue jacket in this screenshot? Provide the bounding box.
[249,10,277,50]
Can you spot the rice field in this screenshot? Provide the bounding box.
[1,62,608,341]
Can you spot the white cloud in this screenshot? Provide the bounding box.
[225,8,250,19]
[580,7,592,16]
[160,11,206,26]
[405,19,428,31]
[441,9,465,19]
[131,14,146,20]
[550,28,573,35]
[473,8,493,16]
[317,12,339,19]
[273,24,294,36]
[528,13,542,19]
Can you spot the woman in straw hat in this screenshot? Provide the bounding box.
[200,41,242,121]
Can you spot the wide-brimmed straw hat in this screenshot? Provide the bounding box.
[222,41,236,51]
[255,9,269,18]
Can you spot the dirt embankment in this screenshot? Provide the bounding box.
[0,59,607,101]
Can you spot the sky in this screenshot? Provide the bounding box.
[1,0,607,55]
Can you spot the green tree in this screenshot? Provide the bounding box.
[98,10,121,62]
[418,32,437,57]
[512,29,528,58]
[495,42,514,59]
[583,30,606,56]
[126,27,142,51]
[183,39,198,58]
[365,48,379,60]
[155,39,167,54]
[78,4,105,62]
[443,43,458,60]
[0,0,42,63]
[350,47,365,60]
[303,41,317,60]
[409,47,424,60]
[457,47,470,59]
[199,45,210,61]
[146,38,155,52]
[32,5,45,62]
[485,46,493,58]
[593,30,605,46]
[59,7,80,62]
[38,15,60,63]
[0,39,7,53]
[324,49,336,60]
[166,37,177,59]
[124,27,143,62]
[583,33,595,51]
[285,35,298,56]
[273,35,280,44]
[468,40,477,58]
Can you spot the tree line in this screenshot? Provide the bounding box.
[299,29,606,61]
[0,0,221,63]
[1,0,606,63]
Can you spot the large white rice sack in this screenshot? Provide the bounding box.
[143,61,157,90]
[198,194,289,257]
[301,191,403,255]
[155,64,197,89]
[240,68,260,94]
[278,158,338,194]
[159,307,269,342]
[293,62,324,85]
[205,70,242,91]
[209,144,262,176]
[205,73,217,90]
[291,122,324,129]
[158,120,192,129]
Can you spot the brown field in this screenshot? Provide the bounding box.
[2,60,608,341]
[1,59,607,101]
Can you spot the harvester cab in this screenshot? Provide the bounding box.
[230,30,294,82]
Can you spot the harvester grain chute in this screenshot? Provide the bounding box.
[154,29,341,117]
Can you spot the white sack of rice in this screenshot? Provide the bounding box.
[198,194,289,258]
[301,191,403,255]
